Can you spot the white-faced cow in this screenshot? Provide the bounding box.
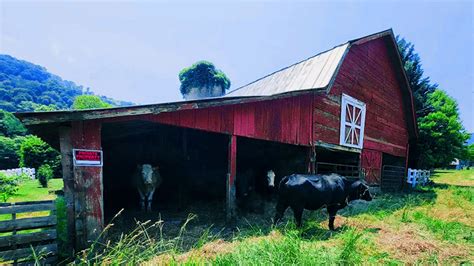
[133,164,162,212]
[237,169,277,213]
[274,173,372,230]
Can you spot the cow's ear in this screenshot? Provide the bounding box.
[153,166,159,171]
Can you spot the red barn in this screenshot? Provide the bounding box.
[16,29,417,249]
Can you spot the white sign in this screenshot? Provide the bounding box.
[73,149,103,167]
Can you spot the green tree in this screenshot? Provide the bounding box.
[417,90,469,168]
[397,37,437,116]
[72,95,112,110]
[178,61,231,99]
[0,136,24,169]
[19,135,59,171]
[0,110,27,137]
[397,36,469,168]
[467,144,474,162]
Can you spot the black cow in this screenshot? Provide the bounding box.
[274,174,372,230]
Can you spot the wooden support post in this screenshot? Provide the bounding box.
[226,135,237,221]
[58,126,75,255]
[70,121,103,250]
[403,143,410,190]
[308,145,316,174]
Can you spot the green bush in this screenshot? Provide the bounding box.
[19,135,60,175]
[0,172,20,202]
[0,136,21,169]
[55,196,69,258]
[37,164,53,188]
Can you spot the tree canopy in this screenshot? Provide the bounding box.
[72,95,113,110]
[397,36,469,168]
[178,61,231,99]
[417,90,469,168]
[0,110,27,137]
[396,37,437,116]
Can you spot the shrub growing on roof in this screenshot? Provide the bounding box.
[178,61,231,100]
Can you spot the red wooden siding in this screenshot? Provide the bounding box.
[115,95,315,146]
[314,38,409,157]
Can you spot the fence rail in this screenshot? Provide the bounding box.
[407,168,431,187]
[0,200,57,264]
[316,162,360,178]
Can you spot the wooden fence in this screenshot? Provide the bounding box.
[316,162,360,179]
[0,200,57,264]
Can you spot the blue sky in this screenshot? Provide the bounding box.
[0,1,472,131]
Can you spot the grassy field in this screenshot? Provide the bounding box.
[70,170,474,264]
[6,178,63,203]
[4,171,473,264]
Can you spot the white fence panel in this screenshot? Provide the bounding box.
[407,168,431,187]
[0,168,36,179]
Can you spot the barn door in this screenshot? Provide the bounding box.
[361,149,382,185]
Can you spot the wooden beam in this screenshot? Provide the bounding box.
[226,135,237,221]
[58,126,76,254]
[16,89,326,126]
[315,141,361,154]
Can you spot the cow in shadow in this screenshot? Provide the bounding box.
[133,164,162,212]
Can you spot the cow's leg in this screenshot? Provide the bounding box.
[327,206,339,231]
[147,188,156,212]
[138,189,145,211]
[291,206,304,228]
[273,199,288,225]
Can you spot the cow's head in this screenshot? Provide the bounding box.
[354,181,373,201]
[266,170,276,187]
[139,164,158,185]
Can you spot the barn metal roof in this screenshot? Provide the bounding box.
[225,43,349,97]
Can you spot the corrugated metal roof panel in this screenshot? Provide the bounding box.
[226,43,349,97]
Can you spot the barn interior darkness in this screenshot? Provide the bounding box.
[101,121,228,221]
[236,137,308,197]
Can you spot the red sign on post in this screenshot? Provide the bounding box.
[73,149,103,167]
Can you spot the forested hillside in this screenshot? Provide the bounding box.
[0,54,132,112]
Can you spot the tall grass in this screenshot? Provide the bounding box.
[55,196,69,258]
[74,212,198,265]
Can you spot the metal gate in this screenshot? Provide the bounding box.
[381,165,405,191]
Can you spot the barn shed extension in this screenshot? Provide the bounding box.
[15,29,417,250]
